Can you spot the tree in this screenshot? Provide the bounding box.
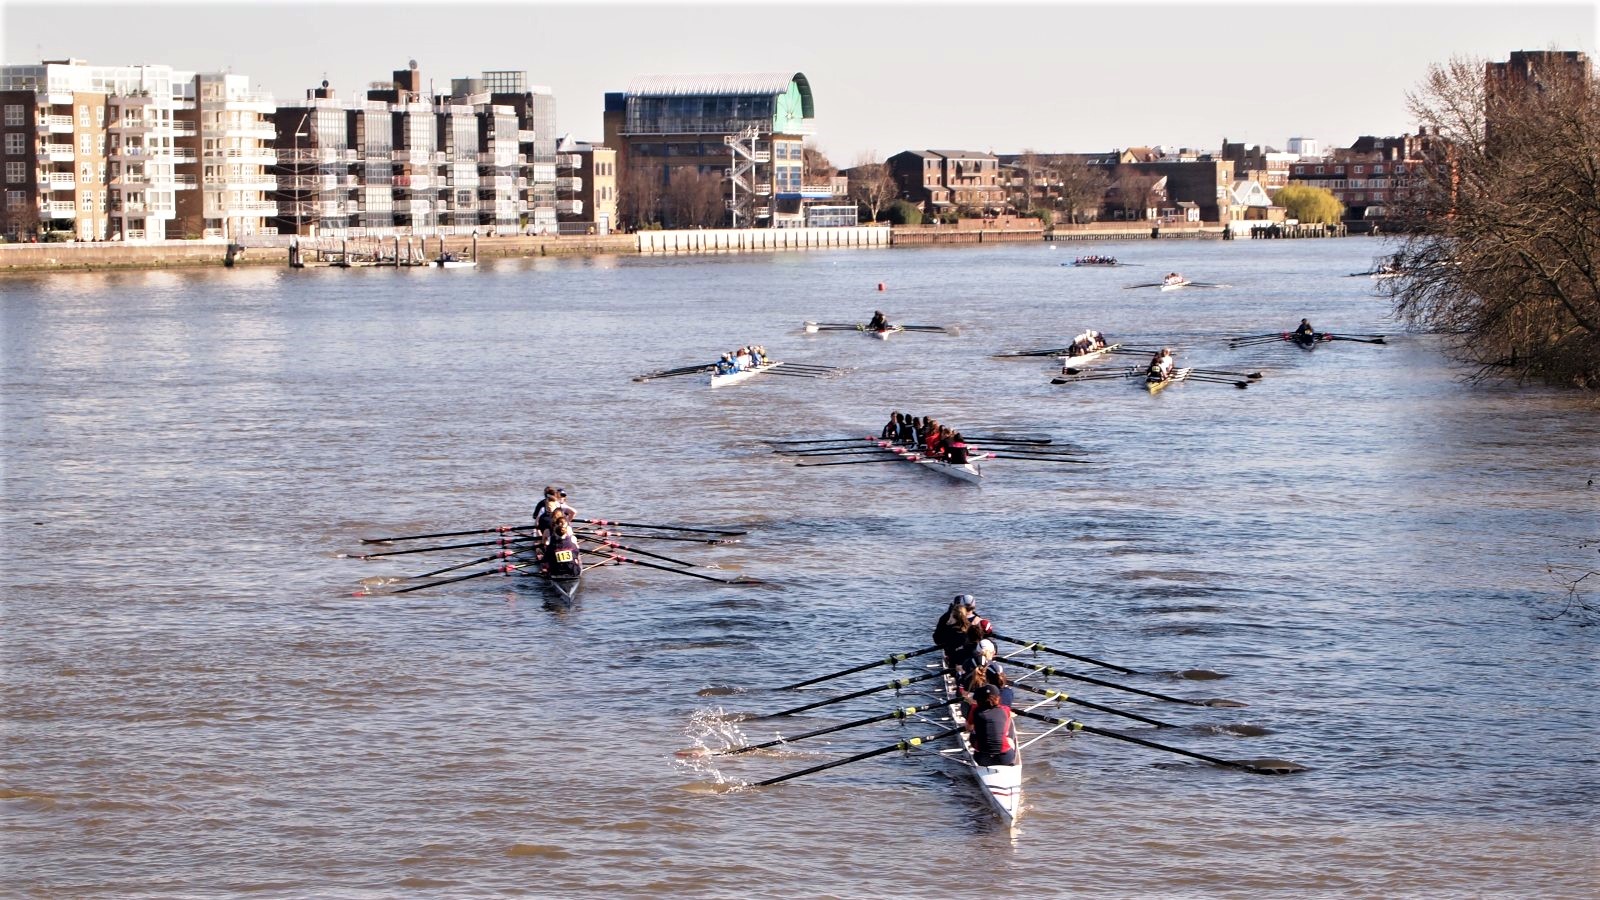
[803,147,836,179]
[663,168,726,229]
[847,157,899,223]
[1014,148,1040,212]
[1050,156,1110,224]
[618,167,663,230]
[1273,184,1344,224]
[1115,173,1159,220]
[883,199,923,226]
[1384,54,1599,387]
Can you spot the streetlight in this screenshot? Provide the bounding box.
[290,108,310,236]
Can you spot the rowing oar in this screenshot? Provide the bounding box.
[356,534,534,559]
[1324,334,1388,344]
[576,535,696,568]
[797,457,911,467]
[576,518,747,536]
[413,548,520,578]
[779,647,942,689]
[972,445,1083,458]
[757,670,946,718]
[989,454,1091,464]
[1014,684,1172,727]
[992,633,1138,674]
[387,560,533,594]
[961,435,1053,445]
[1013,709,1304,774]
[900,325,949,332]
[632,364,714,382]
[777,441,902,451]
[994,347,1075,358]
[717,700,952,756]
[763,370,823,378]
[1188,368,1263,380]
[576,527,736,545]
[1001,657,1235,707]
[584,549,761,585]
[361,524,525,544]
[1184,375,1251,389]
[764,436,871,445]
[751,727,964,787]
[1052,372,1140,384]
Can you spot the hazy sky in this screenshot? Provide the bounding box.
[3,1,1595,161]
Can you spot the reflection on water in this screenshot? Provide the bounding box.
[2,239,1596,896]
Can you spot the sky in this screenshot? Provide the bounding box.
[3,0,1595,163]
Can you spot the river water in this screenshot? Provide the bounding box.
[2,239,1596,897]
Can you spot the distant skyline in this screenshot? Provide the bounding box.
[3,1,1595,162]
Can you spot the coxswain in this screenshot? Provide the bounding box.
[544,511,583,579]
[867,310,889,331]
[882,411,901,441]
[968,685,1019,768]
[1293,318,1316,344]
[714,353,737,375]
[945,432,970,465]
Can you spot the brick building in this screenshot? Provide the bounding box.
[887,149,1007,217]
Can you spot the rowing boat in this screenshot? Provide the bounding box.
[1159,278,1192,291]
[870,325,903,340]
[1146,366,1192,394]
[874,439,984,483]
[709,361,784,388]
[434,257,477,269]
[937,664,1022,827]
[1056,342,1122,368]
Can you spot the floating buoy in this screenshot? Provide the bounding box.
[877,282,886,292]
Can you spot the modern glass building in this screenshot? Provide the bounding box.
[603,72,825,228]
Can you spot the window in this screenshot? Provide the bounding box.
[4,133,23,154]
[1395,165,1406,174]
[1354,165,1364,173]
[1373,165,1384,175]
[81,193,92,210]
[99,191,106,211]
[79,105,90,127]
[4,104,22,126]
[98,134,105,155]
[80,133,92,153]
[5,161,24,183]
[1315,166,1324,174]
[4,190,22,210]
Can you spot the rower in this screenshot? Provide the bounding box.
[882,411,901,441]
[945,432,970,465]
[985,663,1016,709]
[969,685,1019,767]
[544,510,583,579]
[1147,348,1175,382]
[1091,330,1108,350]
[867,310,889,331]
[1293,318,1316,343]
[734,346,753,370]
[753,345,769,366]
[924,420,944,458]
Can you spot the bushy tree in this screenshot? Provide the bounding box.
[1273,185,1345,224]
[884,200,923,226]
[1384,54,1599,388]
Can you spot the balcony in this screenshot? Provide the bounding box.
[555,199,583,215]
[38,114,73,133]
[223,124,278,140]
[42,173,76,191]
[42,144,75,162]
[172,122,198,137]
[555,176,582,193]
[518,130,537,143]
[43,201,79,218]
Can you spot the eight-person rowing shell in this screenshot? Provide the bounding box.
[713,344,771,375]
[882,411,971,464]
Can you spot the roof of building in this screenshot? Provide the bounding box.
[624,72,814,117]
[929,150,998,160]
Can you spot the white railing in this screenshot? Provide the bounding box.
[43,173,76,189]
[44,201,78,216]
[223,125,277,139]
[39,114,73,131]
[555,176,582,193]
[43,144,75,159]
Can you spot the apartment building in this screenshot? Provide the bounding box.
[269,64,559,237]
[1288,129,1446,229]
[554,136,616,234]
[887,149,1007,217]
[603,72,821,227]
[1,59,276,242]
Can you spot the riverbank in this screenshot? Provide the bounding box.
[0,221,1303,274]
